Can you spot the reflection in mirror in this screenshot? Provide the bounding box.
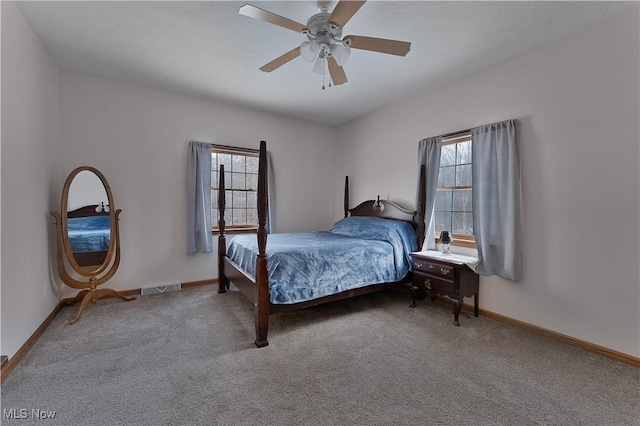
[67,170,108,211]
[66,171,111,272]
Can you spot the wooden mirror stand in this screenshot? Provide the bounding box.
[51,166,134,324]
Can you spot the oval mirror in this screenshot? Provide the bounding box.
[61,167,115,276]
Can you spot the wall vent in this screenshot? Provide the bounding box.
[140,283,181,296]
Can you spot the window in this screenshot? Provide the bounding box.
[435,133,475,247]
[211,145,259,232]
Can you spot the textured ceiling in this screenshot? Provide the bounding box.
[16,1,635,126]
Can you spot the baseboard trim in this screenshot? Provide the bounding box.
[1,301,66,383]
[1,279,219,383]
[448,299,639,368]
[181,278,218,289]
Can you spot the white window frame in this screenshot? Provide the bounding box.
[435,133,476,248]
[211,145,259,234]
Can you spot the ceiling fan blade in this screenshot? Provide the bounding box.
[328,56,348,86]
[345,35,411,56]
[239,4,307,33]
[259,47,301,72]
[328,0,366,30]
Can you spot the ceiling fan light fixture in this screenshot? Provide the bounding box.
[300,41,319,62]
[330,43,351,66]
[312,55,328,75]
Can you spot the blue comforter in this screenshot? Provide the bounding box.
[226,217,417,304]
[68,216,110,253]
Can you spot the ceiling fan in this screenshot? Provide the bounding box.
[239,1,411,88]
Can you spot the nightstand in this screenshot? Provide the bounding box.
[410,251,479,326]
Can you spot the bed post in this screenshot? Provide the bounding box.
[255,140,270,347]
[417,164,426,251]
[218,165,228,293]
[344,176,349,218]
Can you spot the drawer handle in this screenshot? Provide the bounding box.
[415,262,422,268]
[424,279,431,290]
[428,264,434,269]
[441,267,451,276]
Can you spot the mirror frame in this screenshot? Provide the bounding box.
[60,166,116,277]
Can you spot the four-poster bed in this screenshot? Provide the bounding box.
[218,140,427,347]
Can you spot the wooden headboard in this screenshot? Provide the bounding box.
[348,199,417,228]
[342,168,426,249]
[67,204,109,218]
[343,175,423,230]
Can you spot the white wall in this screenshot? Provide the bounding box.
[336,10,640,357]
[59,71,338,296]
[1,1,63,358]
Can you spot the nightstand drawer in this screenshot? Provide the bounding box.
[412,259,455,279]
[414,272,455,294]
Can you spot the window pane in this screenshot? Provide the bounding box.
[437,166,455,187]
[232,155,245,173]
[232,172,245,190]
[232,209,247,225]
[224,171,232,189]
[211,191,218,209]
[456,141,472,164]
[436,190,452,211]
[435,211,451,233]
[211,171,218,189]
[247,191,257,208]
[212,208,218,225]
[225,190,233,207]
[247,208,258,225]
[211,153,218,171]
[246,156,259,174]
[456,164,472,186]
[246,173,258,191]
[218,154,231,170]
[233,191,247,208]
[453,212,473,235]
[453,189,472,212]
[441,144,456,166]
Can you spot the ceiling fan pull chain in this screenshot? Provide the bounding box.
[322,57,326,90]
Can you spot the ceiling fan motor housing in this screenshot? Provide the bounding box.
[305,13,344,45]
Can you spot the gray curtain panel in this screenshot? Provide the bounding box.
[417,136,442,250]
[187,141,213,254]
[471,119,521,280]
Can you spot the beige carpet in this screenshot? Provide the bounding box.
[1,285,638,425]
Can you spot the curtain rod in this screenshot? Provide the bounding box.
[211,143,259,154]
[431,119,515,140]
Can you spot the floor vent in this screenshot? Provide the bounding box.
[141,283,181,296]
